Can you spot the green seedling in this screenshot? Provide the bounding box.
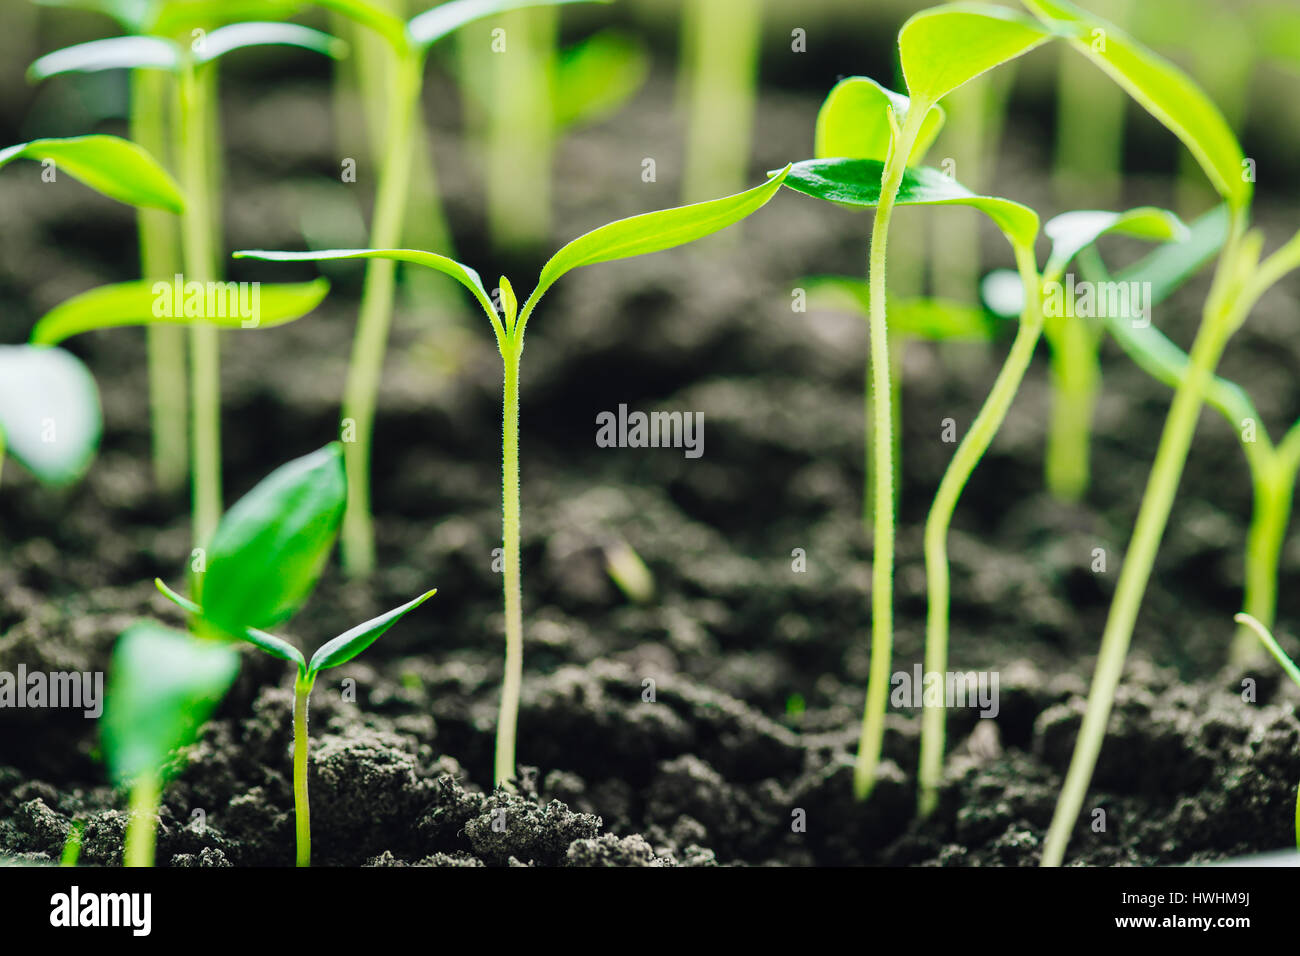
[235,167,789,787]
[1010,0,1300,868]
[59,821,85,868]
[308,0,608,578]
[31,19,347,548]
[1233,613,1300,851]
[780,3,1054,801]
[0,133,186,489]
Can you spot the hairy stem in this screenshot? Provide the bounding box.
[919,244,1043,816]
[123,771,159,868]
[340,52,422,577]
[495,338,524,788]
[293,676,312,867]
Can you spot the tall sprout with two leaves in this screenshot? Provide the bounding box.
[30,19,346,547]
[235,168,789,787]
[308,0,608,577]
[779,3,1054,801]
[1008,0,1300,867]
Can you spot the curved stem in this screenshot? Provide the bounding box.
[340,51,423,577]
[293,675,313,867]
[1041,211,1249,866]
[494,336,524,788]
[124,771,159,868]
[919,244,1043,816]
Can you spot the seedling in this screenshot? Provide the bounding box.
[780,3,1054,800]
[59,821,85,868]
[235,167,789,787]
[308,0,609,577]
[1010,0,1300,868]
[31,19,347,547]
[1232,613,1300,852]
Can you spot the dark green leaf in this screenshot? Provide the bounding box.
[0,135,184,213]
[308,589,436,675]
[0,345,101,486]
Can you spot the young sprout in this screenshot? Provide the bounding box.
[1232,613,1300,852]
[309,0,609,577]
[30,20,347,548]
[59,821,85,868]
[1014,0,1300,868]
[235,168,789,788]
[780,2,1053,801]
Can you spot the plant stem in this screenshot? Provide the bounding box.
[178,60,221,548]
[124,771,159,867]
[919,244,1043,816]
[495,337,524,788]
[131,67,187,493]
[1231,467,1293,663]
[293,675,312,867]
[1040,214,1248,866]
[853,108,924,801]
[340,51,422,577]
[1044,315,1100,501]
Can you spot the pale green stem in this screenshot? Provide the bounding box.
[494,335,524,788]
[919,244,1043,817]
[294,675,313,867]
[1044,314,1100,502]
[1231,465,1295,663]
[124,771,159,868]
[340,51,422,577]
[853,107,926,801]
[1041,212,1249,866]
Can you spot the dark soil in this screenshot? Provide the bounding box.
[3,57,1300,866]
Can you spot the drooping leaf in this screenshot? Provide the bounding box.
[154,578,309,673]
[194,22,347,63]
[233,249,497,323]
[782,158,1039,249]
[28,36,179,77]
[553,29,648,130]
[533,166,790,302]
[0,135,184,213]
[0,345,101,486]
[101,623,240,785]
[407,0,609,50]
[30,278,330,346]
[815,76,944,164]
[899,3,1052,107]
[1019,0,1250,208]
[1044,206,1187,279]
[200,443,347,633]
[308,589,437,676]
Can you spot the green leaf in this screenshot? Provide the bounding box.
[0,135,184,214]
[30,278,330,346]
[0,345,101,486]
[782,158,1039,249]
[1108,205,1229,303]
[308,590,437,676]
[553,29,649,129]
[28,37,179,77]
[194,22,347,63]
[233,248,497,324]
[498,275,518,331]
[533,166,790,303]
[309,0,409,51]
[803,278,996,341]
[1044,206,1187,280]
[154,578,308,673]
[899,3,1052,107]
[200,443,347,633]
[407,0,610,50]
[101,623,240,785]
[1019,0,1250,208]
[814,76,944,164]
[149,1,308,34]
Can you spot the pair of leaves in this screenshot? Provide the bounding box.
[29,277,331,346]
[0,346,101,486]
[0,135,183,214]
[237,165,792,341]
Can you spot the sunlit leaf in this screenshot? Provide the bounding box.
[31,278,329,345]
[815,76,944,164]
[195,22,346,63]
[28,36,179,77]
[1044,206,1187,279]
[308,589,436,675]
[0,135,184,213]
[0,345,101,486]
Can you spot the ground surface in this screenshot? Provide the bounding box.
[3,62,1300,866]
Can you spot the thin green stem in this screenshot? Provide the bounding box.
[853,107,925,801]
[919,244,1043,816]
[495,336,524,788]
[340,51,423,577]
[293,675,313,867]
[124,771,159,868]
[1231,466,1296,663]
[178,61,221,548]
[1041,212,1249,866]
[1044,315,1100,502]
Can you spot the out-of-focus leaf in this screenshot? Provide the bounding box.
[407,0,608,50]
[154,578,309,673]
[553,29,648,129]
[194,22,346,63]
[29,36,179,77]
[1044,206,1187,279]
[0,135,183,213]
[0,345,101,486]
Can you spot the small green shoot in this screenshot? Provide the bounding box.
[59,821,85,868]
